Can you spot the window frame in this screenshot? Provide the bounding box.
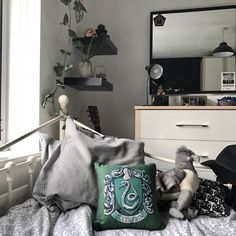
[0,0,7,145]
[0,0,2,140]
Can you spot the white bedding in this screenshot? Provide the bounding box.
[0,198,236,236]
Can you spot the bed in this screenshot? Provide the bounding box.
[0,198,235,236]
[0,95,236,236]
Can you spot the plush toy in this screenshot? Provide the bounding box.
[156,146,200,220]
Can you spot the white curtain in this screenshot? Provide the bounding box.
[7,0,41,152]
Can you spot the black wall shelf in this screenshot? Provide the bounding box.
[64,77,113,91]
[74,37,118,56]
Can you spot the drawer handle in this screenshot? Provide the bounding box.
[192,154,208,162]
[193,154,208,160]
[176,123,209,128]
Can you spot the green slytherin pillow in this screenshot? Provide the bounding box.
[93,163,165,231]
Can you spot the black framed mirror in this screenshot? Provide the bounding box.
[150,5,236,95]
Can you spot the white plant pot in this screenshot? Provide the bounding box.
[78,61,93,78]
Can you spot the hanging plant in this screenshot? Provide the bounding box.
[42,0,87,110]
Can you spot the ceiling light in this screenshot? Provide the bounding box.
[213,27,234,57]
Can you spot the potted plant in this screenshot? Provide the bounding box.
[77,24,109,77]
[78,28,97,78]
[42,0,87,110]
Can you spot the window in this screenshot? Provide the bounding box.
[0,0,2,141]
[1,0,41,154]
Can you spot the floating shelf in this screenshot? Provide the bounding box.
[74,37,118,56]
[64,77,113,91]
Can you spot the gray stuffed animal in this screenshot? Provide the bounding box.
[156,146,200,220]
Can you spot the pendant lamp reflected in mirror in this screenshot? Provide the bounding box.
[145,64,163,105]
[213,27,234,57]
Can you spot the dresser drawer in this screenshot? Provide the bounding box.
[139,110,236,141]
[139,138,235,161]
[140,139,225,180]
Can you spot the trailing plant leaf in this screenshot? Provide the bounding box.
[42,92,54,108]
[73,0,87,13]
[60,49,71,55]
[64,64,74,72]
[56,79,65,89]
[0,118,3,132]
[60,49,66,54]
[68,29,78,39]
[60,0,72,6]
[62,13,69,25]
[72,38,84,50]
[42,0,87,110]
[74,0,86,23]
[54,63,64,77]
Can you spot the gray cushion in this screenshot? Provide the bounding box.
[33,117,145,212]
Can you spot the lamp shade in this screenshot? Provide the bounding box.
[145,64,164,105]
[146,64,163,80]
[212,42,234,57]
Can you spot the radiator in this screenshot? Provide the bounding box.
[0,154,41,216]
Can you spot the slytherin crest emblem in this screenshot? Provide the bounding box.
[103,167,154,223]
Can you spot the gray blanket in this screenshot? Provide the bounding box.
[0,198,236,236]
[33,117,145,212]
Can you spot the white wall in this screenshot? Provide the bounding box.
[40,0,96,138]
[75,0,236,139]
[40,0,236,140]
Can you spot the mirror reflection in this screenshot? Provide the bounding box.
[150,6,236,94]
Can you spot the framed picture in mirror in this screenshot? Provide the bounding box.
[221,72,235,91]
[181,96,207,106]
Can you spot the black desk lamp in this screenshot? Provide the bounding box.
[145,64,163,105]
[201,145,236,210]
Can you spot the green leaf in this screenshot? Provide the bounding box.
[72,38,83,50]
[56,79,65,89]
[64,64,74,72]
[54,63,64,77]
[60,0,72,6]
[60,49,66,54]
[62,13,69,25]
[73,0,87,13]
[60,49,71,56]
[42,93,54,108]
[56,79,64,85]
[68,29,78,39]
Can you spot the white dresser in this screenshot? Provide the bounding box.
[135,106,236,180]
